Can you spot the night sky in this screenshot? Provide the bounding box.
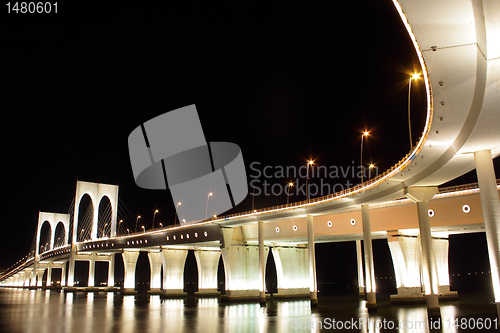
[1,2,497,288]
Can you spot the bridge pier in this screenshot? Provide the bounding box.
[405,186,440,317]
[272,246,309,298]
[194,250,221,296]
[388,235,422,300]
[220,227,269,301]
[307,215,318,306]
[66,245,77,290]
[147,251,163,294]
[18,272,25,288]
[45,263,53,288]
[388,234,456,304]
[107,255,115,290]
[258,221,266,304]
[361,205,377,311]
[356,240,365,296]
[35,269,44,288]
[24,269,32,288]
[121,251,139,295]
[161,249,188,296]
[474,150,500,319]
[87,253,96,289]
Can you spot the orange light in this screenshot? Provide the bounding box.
[411,73,420,80]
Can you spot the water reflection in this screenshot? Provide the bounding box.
[0,289,497,332]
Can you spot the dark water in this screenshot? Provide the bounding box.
[0,289,498,332]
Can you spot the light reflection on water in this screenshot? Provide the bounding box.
[0,289,497,332]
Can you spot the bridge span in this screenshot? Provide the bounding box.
[1,181,498,310]
[1,0,500,319]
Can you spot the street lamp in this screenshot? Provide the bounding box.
[408,73,420,149]
[174,202,181,225]
[135,215,141,233]
[286,181,294,204]
[153,209,159,229]
[305,160,314,201]
[360,131,369,184]
[142,225,145,233]
[206,193,213,219]
[369,163,375,180]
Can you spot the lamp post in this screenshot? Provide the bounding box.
[142,225,145,234]
[305,160,314,202]
[408,73,420,149]
[360,131,369,184]
[153,210,159,229]
[206,192,213,219]
[135,215,141,233]
[252,177,258,212]
[174,202,181,225]
[286,181,294,204]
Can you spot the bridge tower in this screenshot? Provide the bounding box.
[66,181,119,290]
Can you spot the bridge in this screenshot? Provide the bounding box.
[1,0,500,319]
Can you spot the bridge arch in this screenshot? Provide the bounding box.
[72,181,119,243]
[38,220,52,254]
[76,193,94,242]
[53,221,66,248]
[35,212,70,257]
[97,195,112,238]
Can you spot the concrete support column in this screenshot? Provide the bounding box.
[220,227,269,300]
[36,269,44,287]
[61,262,67,287]
[25,270,32,288]
[433,238,454,295]
[121,251,139,294]
[388,235,422,302]
[356,240,365,296]
[307,215,318,306]
[417,200,440,313]
[107,255,115,289]
[405,186,440,316]
[194,250,221,296]
[161,249,188,296]
[474,150,500,318]
[88,253,96,288]
[18,272,25,287]
[148,251,163,294]
[30,263,38,288]
[361,205,377,311]
[258,221,266,304]
[66,245,76,289]
[272,246,309,297]
[46,263,53,287]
